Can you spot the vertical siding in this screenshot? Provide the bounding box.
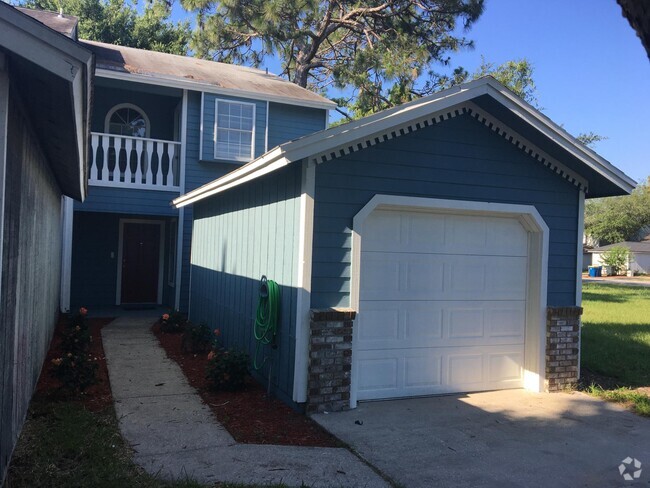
[311,113,579,309]
[1,92,63,480]
[189,163,302,405]
[267,103,327,147]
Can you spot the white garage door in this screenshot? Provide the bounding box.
[355,209,528,401]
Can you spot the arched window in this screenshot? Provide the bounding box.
[105,104,150,138]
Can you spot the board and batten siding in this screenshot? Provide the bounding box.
[189,163,302,405]
[267,102,327,148]
[311,113,580,309]
[1,92,63,479]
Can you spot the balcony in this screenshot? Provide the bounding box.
[89,133,181,191]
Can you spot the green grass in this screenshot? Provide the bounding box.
[6,400,301,488]
[581,283,650,386]
[586,385,650,417]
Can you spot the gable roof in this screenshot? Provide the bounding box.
[173,77,636,208]
[0,4,93,201]
[81,40,335,110]
[15,6,78,38]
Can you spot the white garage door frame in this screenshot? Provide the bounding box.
[350,195,549,408]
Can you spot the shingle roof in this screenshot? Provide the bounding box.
[591,241,650,253]
[80,39,335,109]
[15,7,78,38]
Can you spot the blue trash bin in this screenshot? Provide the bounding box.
[595,266,602,277]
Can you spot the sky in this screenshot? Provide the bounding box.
[173,0,649,183]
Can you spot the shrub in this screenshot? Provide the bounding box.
[206,348,249,391]
[160,310,186,333]
[181,321,213,354]
[51,307,97,392]
[601,246,632,275]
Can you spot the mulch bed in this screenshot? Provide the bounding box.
[34,314,115,411]
[152,323,340,447]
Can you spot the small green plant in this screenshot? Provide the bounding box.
[160,310,186,333]
[50,307,97,392]
[587,385,650,417]
[181,321,214,354]
[206,348,249,391]
[600,245,632,275]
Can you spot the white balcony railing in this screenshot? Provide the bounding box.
[89,133,181,190]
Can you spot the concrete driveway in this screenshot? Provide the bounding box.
[312,390,650,488]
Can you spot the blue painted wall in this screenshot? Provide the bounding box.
[268,102,327,147]
[74,187,178,216]
[311,113,580,308]
[189,163,303,406]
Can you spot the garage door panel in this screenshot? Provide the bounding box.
[355,345,524,401]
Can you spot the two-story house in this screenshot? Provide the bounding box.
[62,39,335,313]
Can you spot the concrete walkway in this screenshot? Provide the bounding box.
[102,316,387,488]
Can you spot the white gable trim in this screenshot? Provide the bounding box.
[173,78,634,209]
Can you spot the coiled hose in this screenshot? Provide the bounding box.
[253,277,280,370]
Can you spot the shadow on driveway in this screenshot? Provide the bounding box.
[312,390,650,488]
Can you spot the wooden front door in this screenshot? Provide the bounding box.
[121,222,161,304]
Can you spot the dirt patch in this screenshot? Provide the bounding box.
[152,323,340,447]
[34,315,115,411]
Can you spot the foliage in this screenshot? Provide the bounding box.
[160,310,186,333]
[51,307,98,392]
[182,0,484,115]
[587,385,650,417]
[600,246,632,275]
[585,177,650,245]
[206,348,249,391]
[575,131,607,147]
[19,0,190,55]
[581,284,650,387]
[181,321,216,353]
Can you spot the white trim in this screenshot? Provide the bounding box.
[213,98,256,162]
[265,100,269,152]
[95,68,336,111]
[324,109,329,129]
[348,195,549,407]
[199,92,204,161]
[167,218,178,287]
[173,77,634,209]
[576,189,585,381]
[292,160,315,403]
[174,90,188,310]
[116,218,166,305]
[0,61,8,315]
[89,180,180,191]
[104,102,151,138]
[59,196,74,313]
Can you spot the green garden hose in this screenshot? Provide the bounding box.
[253,276,280,370]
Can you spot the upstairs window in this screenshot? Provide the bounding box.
[215,100,255,162]
[105,104,150,138]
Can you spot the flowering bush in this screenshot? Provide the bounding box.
[206,348,249,391]
[51,307,97,392]
[160,310,186,333]
[181,321,214,354]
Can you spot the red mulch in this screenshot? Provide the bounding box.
[152,323,340,447]
[34,315,115,412]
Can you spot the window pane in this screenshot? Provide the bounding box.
[215,101,254,161]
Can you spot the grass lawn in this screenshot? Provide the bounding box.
[581,283,650,416]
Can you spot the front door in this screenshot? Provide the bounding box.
[121,222,161,304]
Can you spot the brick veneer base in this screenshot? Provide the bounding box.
[306,308,356,413]
[546,306,583,392]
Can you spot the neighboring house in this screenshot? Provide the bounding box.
[62,35,334,312]
[0,4,92,482]
[589,239,650,274]
[174,77,635,412]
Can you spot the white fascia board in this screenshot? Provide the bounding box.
[484,83,636,194]
[96,68,336,111]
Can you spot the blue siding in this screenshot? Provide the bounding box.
[75,187,178,216]
[311,113,580,308]
[92,84,181,141]
[189,163,302,406]
[201,93,267,162]
[268,102,327,147]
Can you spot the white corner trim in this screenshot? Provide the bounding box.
[59,196,74,313]
[104,102,151,137]
[265,100,269,152]
[292,159,315,403]
[199,92,204,161]
[0,66,7,314]
[576,189,585,306]
[174,89,188,310]
[116,219,166,305]
[349,195,549,407]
